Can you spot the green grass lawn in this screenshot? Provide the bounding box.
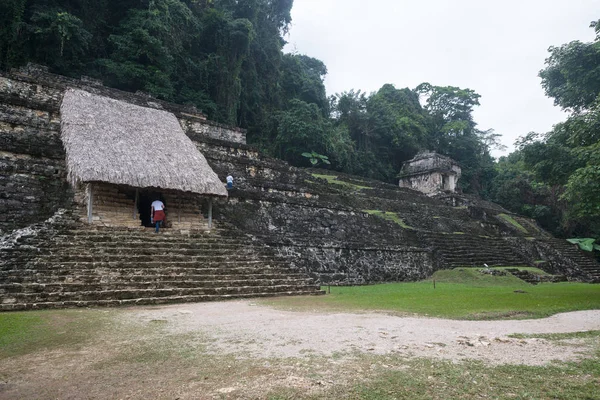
[0,309,108,358]
[262,268,600,320]
[1,271,599,399]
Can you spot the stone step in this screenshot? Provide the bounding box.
[0,290,327,311]
[1,265,296,277]
[432,241,519,246]
[32,243,267,253]
[441,253,522,259]
[0,272,309,284]
[63,230,243,239]
[2,284,322,302]
[435,247,521,254]
[1,223,321,310]
[30,253,277,263]
[442,253,523,261]
[18,239,263,248]
[2,247,285,263]
[7,259,287,270]
[28,235,252,247]
[0,278,314,293]
[432,243,520,249]
[446,261,528,267]
[444,261,527,267]
[442,257,527,265]
[578,266,600,272]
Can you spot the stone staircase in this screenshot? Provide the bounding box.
[0,226,323,311]
[542,238,600,283]
[422,232,530,268]
[504,268,542,284]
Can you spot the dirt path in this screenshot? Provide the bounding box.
[2,301,599,399]
[128,301,600,366]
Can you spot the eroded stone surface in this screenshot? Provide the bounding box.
[0,65,598,311]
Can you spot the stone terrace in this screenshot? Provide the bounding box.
[1,65,598,312]
[194,135,600,284]
[0,213,322,311]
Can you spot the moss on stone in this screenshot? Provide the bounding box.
[498,214,529,234]
[492,266,550,275]
[364,210,413,229]
[312,174,372,191]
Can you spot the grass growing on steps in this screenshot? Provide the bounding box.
[261,268,600,320]
[497,213,529,234]
[491,266,551,275]
[311,173,372,191]
[431,268,528,286]
[364,210,413,229]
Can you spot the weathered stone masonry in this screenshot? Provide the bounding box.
[73,182,209,230]
[200,134,600,283]
[0,66,327,310]
[0,65,244,234]
[0,75,71,234]
[1,64,599,292]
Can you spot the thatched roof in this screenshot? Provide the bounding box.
[60,89,227,197]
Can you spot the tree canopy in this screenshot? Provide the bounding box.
[492,20,600,239]
[0,0,501,196]
[4,1,597,241]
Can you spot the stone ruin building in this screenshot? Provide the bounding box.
[0,64,598,310]
[398,151,462,195]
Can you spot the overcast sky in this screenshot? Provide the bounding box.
[284,0,599,157]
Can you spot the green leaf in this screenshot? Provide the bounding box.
[567,238,596,252]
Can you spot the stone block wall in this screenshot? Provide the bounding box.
[275,244,434,284]
[0,66,237,234]
[399,171,442,195]
[2,65,596,286]
[73,182,210,231]
[74,183,140,229]
[0,76,71,234]
[162,191,209,231]
[181,119,246,145]
[215,196,435,283]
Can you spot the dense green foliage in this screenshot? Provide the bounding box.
[491,20,600,239]
[328,84,499,187]
[0,0,500,194]
[1,1,598,234]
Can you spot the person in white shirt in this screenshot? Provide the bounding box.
[151,199,165,233]
[226,174,234,189]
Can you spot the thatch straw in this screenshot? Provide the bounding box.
[60,89,227,197]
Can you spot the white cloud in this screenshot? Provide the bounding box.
[285,0,599,157]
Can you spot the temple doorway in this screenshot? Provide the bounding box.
[138,192,166,227]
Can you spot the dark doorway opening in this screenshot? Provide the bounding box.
[138,192,166,227]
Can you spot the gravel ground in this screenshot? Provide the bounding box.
[128,301,600,366]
